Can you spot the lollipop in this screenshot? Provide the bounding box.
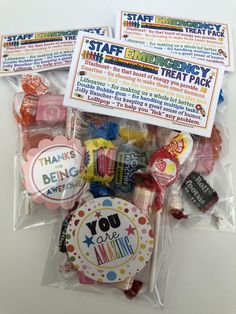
[148,132,193,292]
[148,148,180,292]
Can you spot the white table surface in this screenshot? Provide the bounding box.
[0,0,236,313]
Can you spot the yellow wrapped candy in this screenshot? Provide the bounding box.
[81,138,116,183]
[119,121,149,147]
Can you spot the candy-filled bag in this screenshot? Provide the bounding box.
[41,119,196,307]
[3,26,111,229]
[11,71,91,229]
[10,71,161,235]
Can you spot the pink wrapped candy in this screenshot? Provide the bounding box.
[195,125,222,175]
[36,94,66,125]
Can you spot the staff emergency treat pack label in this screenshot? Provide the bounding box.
[116,11,234,72]
[64,33,224,137]
[0,27,111,76]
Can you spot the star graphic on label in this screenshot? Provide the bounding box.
[210,71,216,77]
[85,39,90,44]
[82,235,95,248]
[125,225,136,236]
[95,211,102,218]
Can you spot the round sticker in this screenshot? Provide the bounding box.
[148,149,180,189]
[22,135,87,210]
[165,132,193,165]
[66,197,153,283]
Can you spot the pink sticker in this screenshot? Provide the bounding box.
[22,135,87,210]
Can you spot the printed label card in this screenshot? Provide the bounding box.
[0,26,111,75]
[64,33,224,137]
[66,197,153,282]
[116,11,234,71]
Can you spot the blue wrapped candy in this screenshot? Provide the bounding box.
[90,181,114,198]
[89,121,119,141]
[218,89,224,105]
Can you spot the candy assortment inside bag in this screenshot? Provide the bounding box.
[165,122,235,231]
[11,71,172,302]
[41,114,181,303]
[12,70,160,232]
[51,126,199,300]
[41,97,234,306]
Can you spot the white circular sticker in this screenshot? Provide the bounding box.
[150,157,177,187]
[66,197,154,283]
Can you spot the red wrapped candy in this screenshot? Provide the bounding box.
[124,280,143,299]
[13,93,39,127]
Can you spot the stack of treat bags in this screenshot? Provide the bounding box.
[0,11,234,308]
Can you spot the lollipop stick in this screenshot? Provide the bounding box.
[23,191,31,216]
[149,209,162,293]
